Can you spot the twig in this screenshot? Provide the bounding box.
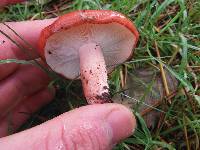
[120,65,127,89]
[183,116,190,150]
[168,44,180,65]
[154,41,170,97]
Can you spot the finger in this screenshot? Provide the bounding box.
[0,0,25,7]
[0,87,55,137]
[0,18,56,80]
[0,19,56,60]
[0,63,50,116]
[0,104,136,150]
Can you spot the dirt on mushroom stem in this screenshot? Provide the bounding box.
[79,42,113,104]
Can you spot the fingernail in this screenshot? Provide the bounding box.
[106,106,136,143]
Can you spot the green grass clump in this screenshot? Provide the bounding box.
[1,0,200,149]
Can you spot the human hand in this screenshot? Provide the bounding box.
[0,1,136,149]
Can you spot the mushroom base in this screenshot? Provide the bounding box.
[79,43,113,104]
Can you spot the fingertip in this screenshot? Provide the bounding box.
[104,104,136,143]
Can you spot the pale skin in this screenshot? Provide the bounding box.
[0,1,136,149]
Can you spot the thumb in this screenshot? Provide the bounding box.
[0,104,136,150]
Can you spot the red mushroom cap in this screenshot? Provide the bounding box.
[38,10,139,79]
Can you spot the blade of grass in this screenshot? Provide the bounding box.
[150,0,175,22]
[158,7,186,35]
[179,33,188,73]
[0,59,35,65]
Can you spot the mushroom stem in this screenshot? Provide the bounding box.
[79,43,113,104]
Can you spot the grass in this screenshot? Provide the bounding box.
[1,0,200,149]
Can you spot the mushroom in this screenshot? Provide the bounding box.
[38,10,139,104]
